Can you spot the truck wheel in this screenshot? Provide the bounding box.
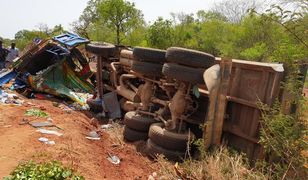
[132,61,163,77]
[162,63,205,84]
[146,139,185,161]
[166,47,215,68]
[124,111,157,132]
[133,47,166,63]
[123,126,148,142]
[148,123,195,151]
[86,42,116,57]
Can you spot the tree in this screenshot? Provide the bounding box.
[71,0,101,38]
[14,25,66,50]
[212,0,262,23]
[170,12,195,25]
[147,17,174,49]
[96,0,144,45]
[51,24,65,36]
[196,10,228,22]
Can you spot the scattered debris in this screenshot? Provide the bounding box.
[0,90,23,105]
[85,130,101,140]
[101,124,112,130]
[0,33,95,107]
[148,172,157,180]
[29,121,53,128]
[36,128,63,136]
[85,137,101,140]
[107,152,120,165]
[25,108,49,118]
[38,137,56,145]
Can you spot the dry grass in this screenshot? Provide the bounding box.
[156,147,267,180]
[103,121,126,148]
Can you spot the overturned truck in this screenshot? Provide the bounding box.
[1,33,303,162]
[85,42,296,161]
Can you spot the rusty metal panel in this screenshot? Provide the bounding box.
[220,59,284,160]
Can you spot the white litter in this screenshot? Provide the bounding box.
[36,129,63,136]
[85,130,101,140]
[38,137,55,145]
[107,152,120,165]
[85,137,101,140]
[101,124,112,130]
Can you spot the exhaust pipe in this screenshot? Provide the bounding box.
[116,74,140,102]
[110,62,140,102]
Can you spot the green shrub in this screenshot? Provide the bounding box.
[25,108,49,118]
[259,99,307,179]
[4,161,84,180]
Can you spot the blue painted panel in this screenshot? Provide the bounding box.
[0,70,17,86]
[53,33,89,48]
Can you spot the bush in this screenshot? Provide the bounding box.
[4,161,84,180]
[259,99,307,179]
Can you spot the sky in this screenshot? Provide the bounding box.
[0,0,217,39]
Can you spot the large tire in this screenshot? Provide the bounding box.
[123,126,148,142]
[162,63,205,84]
[132,61,163,77]
[124,111,157,132]
[146,139,185,161]
[149,123,194,151]
[86,42,116,57]
[133,47,166,63]
[166,47,215,68]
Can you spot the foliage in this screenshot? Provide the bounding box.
[147,17,174,49]
[212,0,262,23]
[259,99,307,179]
[71,0,101,39]
[96,0,144,45]
[196,10,228,22]
[25,108,49,118]
[4,161,84,180]
[14,24,66,50]
[0,37,12,48]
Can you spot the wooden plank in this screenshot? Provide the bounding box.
[204,59,233,149]
[212,59,232,145]
[215,57,284,73]
[223,124,259,144]
[203,72,221,149]
[229,67,241,96]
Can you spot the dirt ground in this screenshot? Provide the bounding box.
[0,92,158,179]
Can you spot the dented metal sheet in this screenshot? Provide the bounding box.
[53,33,90,48]
[1,33,96,106]
[28,60,94,106]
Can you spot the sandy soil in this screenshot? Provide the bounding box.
[0,93,157,179]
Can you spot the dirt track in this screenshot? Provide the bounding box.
[0,94,157,179]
